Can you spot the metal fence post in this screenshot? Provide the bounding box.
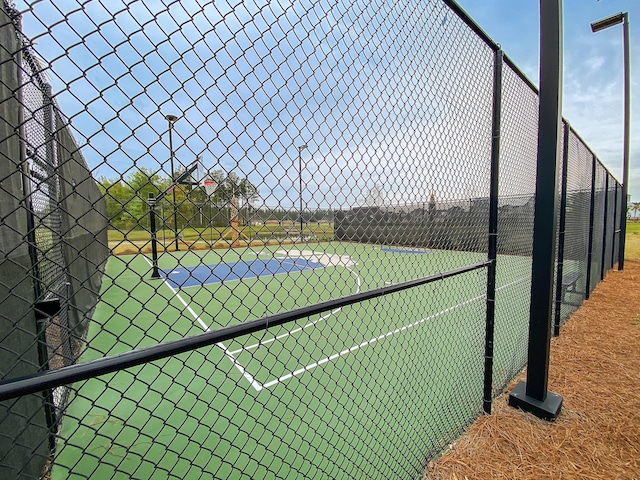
[601,172,609,281]
[553,121,570,336]
[483,48,503,415]
[585,154,596,299]
[508,0,563,420]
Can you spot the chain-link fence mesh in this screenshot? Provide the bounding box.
[0,1,623,479]
[557,130,592,328]
[604,180,616,273]
[1,3,108,477]
[489,62,538,398]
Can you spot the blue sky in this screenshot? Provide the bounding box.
[15,0,640,207]
[456,0,640,202]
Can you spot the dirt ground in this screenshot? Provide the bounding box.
[425,256,640,479]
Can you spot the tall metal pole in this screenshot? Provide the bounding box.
[611,182,619,269]
[298,144,308,240]
[166,114,179,251]
[601,172,610,281]
[620,13,630,270]
[585,154,597,299]
[508,0,563,421]
[590,13,631,270]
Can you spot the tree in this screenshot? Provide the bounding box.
[98,177,131,227]
[124,168,163,229]
[98,167,259,232]
[207,172,258,221]
[99,169,166,230]
[238,178,259,206]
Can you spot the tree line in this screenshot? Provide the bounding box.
[98,168,333,231]
[98,167,259,231]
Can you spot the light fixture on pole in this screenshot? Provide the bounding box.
[298,144,308,240]
[591,12,630,270]
[165,114,180,251]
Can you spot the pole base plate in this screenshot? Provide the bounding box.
[508,381,563,421]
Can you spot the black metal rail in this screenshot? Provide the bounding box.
[0,260,490,401]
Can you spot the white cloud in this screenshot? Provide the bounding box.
[585,56,605,72]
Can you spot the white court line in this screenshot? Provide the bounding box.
[260,275,530,389]
[229,265,362,355]
[144,254,530,391]
[142,256,264,391]
[278,257,316,269]
[229,309,339,355]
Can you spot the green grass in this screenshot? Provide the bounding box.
[53,243,531,479]
[626,221,640,235]
[107,223,335,243]
[625,221,640,260]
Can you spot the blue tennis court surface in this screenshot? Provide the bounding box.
[381,247,433,255]
[161,257,325,288]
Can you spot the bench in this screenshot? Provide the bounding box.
[560,271,582,302]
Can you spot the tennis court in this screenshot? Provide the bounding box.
[53,242,532,479]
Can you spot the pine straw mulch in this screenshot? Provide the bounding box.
[425,260,640,480]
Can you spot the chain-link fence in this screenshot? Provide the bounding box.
[0,1,623,479]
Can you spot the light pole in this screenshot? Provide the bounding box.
[298,144,308,240]
[165,114,179,251]
[591,12,630,270]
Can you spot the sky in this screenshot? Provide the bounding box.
[14,0,640,208]
[456,0,640,202]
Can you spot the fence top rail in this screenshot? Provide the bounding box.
[0,260,490,401]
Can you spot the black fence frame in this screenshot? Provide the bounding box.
[0,1,624,478]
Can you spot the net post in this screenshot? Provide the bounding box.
[483,47,503,415]
[148,192,161,279]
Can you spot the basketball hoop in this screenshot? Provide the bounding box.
[200,178,218,197]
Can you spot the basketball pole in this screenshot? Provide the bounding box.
[165,114,179,251]
[148,159,200,279]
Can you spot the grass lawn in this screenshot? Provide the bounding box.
[625,221,640,258]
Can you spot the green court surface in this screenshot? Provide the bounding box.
[53,242,532,479]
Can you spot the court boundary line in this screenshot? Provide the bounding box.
[258,275,530,389]
[143,256,264,391]
[146,251,361,389]
[144,253,529,392]
[229,264,362,354]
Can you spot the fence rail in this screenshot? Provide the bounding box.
[0,1,622,479]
